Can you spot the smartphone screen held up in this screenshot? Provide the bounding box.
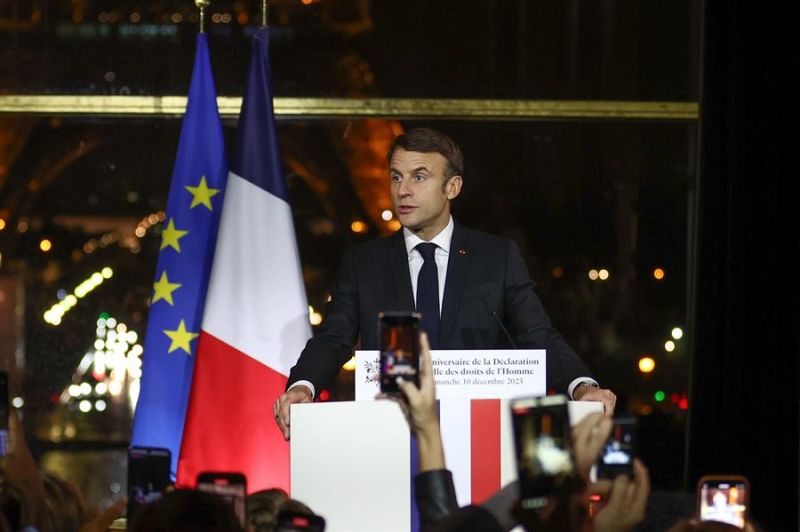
[511,395,575,509]
[697,475,749,529]
[378,311,421,394]
[596,415,637,479]
[126,446,171,521]
[197,471,248,527]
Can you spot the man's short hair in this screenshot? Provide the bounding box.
[388,128,464,178]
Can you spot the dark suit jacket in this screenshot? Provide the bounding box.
[287,222,592,394]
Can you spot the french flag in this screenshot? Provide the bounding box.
[177,26,310,492]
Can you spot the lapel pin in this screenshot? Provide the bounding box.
[458,249,467,255]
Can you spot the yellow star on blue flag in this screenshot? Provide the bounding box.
[163,319,200,355]
[185,176,221,210]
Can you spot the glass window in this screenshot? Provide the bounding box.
[0,117,695,503]
[1,1,700,100]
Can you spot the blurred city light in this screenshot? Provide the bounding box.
[59,314,142,415]
[44,267,115,325]
[638,356,656,373]
[309,305,323,326]
[350,220,368,233]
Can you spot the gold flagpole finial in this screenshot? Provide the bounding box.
[196,0,210,33]
[262,0,268,27]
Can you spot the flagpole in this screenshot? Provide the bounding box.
[196,0,210,33]
[262,0,268,27]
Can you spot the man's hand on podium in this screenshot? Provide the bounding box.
[573,385,617,416]
[273,385,313,441]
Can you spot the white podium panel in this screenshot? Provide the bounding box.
[291,401,411,532]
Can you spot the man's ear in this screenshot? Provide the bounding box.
[446,175,463,200]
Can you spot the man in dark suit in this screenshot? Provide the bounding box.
[274,128,615,439]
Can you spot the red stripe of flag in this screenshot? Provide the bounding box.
[177,331,290,491]
[470,399,501,503]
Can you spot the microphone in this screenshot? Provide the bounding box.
[483,296,572,395]
[482,296,517,348]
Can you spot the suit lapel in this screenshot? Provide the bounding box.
[388,230,415,310]
[440,223,472,346]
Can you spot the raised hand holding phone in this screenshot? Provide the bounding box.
[593,459,650,532]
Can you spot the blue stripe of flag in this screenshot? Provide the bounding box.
[231,27,289,202]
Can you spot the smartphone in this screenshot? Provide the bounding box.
[0,371,8,457]
[696,475,749,529]
[378,311,421,394]
[126,446,171,521]
[511,395,575,509]
[276,509,326,532]
[596,415,637,479]
[197,471,247,527]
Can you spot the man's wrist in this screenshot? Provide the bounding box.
[416,423,445,472]
[572,381,599,400]
[287,380,315,400]
[416,421,442,444]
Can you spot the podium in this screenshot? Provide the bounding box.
[290,350,601,532]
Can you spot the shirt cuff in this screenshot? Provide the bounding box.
[568,377,599,400]
[288,380,315,400]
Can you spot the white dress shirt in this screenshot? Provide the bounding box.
[403,216,453,313]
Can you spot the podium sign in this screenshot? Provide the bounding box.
[354,349,546,400]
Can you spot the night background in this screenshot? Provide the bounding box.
[0,1,796,530]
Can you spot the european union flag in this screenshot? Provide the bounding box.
[131,33,228,477]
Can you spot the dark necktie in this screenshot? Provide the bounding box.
[415,242,440,348]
